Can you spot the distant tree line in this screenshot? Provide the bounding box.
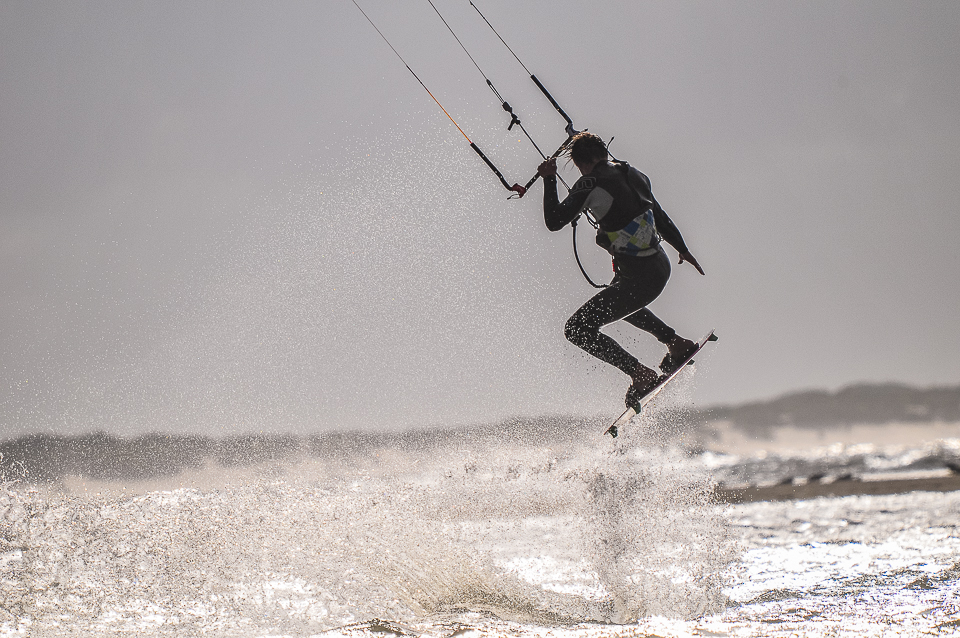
[0,415,592,483]
[701,382,960,435]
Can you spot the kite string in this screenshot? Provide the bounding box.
[351,0,472,143]
[425,0,548,159]
[469,0,532,76]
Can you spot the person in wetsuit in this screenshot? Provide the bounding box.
[538,132,705,409]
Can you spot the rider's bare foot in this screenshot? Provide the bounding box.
[668,335,696,357]
[625,363,660,410]
[660,335,698,374]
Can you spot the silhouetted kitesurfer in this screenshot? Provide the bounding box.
[538,132,705,410]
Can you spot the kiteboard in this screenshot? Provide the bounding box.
[605,329,717,438]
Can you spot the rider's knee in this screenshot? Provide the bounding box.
[564,315,588,345]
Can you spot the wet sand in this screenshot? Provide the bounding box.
[714,472,960,504]
[704,419,960,503]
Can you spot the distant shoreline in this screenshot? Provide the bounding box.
[697,381,960,435]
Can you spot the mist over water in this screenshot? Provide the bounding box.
[7,126,614,437]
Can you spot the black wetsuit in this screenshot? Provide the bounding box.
[542,161,690,377]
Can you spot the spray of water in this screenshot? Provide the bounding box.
[1,125,734,634]
[0,405,735,634]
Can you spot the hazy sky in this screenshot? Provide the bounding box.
[2,1,959,436]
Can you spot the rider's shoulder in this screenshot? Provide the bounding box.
[619,162,651,189]
[571,174,597,193]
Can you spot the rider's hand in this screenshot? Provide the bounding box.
[537,158,557,177]
[679,251,705,275]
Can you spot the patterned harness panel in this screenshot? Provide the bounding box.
[576,166,661,257]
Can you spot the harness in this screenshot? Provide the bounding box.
[586,161,662,255]
[571,161,662,288]
[599,208,660,257]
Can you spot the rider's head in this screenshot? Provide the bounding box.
[569,132,608,172]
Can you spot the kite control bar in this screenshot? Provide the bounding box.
[516,135,574,196]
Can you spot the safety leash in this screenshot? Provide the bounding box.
[571,217,609,289]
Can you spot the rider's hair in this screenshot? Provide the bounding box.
[568,132,608,166]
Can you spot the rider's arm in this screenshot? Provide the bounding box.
[651,205,689,255]
[632,169,704,274]
[629,168,689,254]
[543,174,591,232]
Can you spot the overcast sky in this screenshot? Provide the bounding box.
[2,1,959,437]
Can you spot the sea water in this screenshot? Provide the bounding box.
[1,415,959,637]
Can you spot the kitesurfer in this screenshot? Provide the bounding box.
[538,132,705,409]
